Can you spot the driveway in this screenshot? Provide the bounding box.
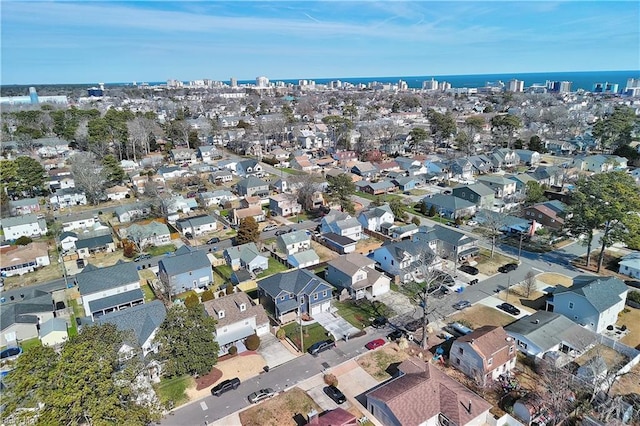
[314,311,360,341]
[257,332,299,368]
[475,295,533,319]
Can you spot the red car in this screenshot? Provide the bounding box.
[365,339,386,350]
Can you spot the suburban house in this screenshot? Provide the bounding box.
[158,247,213,295]
[325,253,391,300]
[269,194,303,217]
[507,173,538,192]
[105,185,130,201]
[197,145,220,163]
[351,161,378,178]
[223,242,269,273]
[0,242,50,277]
[236,176,270,197]
[258,269,334,323]
[387,223,419,240]
[468,155,493,174]
[199,190,237,207]
[477,175,518,198]
[287,249,320,269]
[523,203,565,231]
[75,233,116,259]
[96,300,167,357]
[421,194,476,219]
[322,233,357,255]
[163,195,198,218]
[450,325,517,386]
[505,311,597,361]
[572,154,627,173]
[209,169,234,183]
[371,240,438,284]
[236,159,263,177]
[170,148,197,165]
[75,261,144,320]
[452,183,496,210]
[0,214,48,240]
[48,168,75,190]
[618,252,640,279]
[307,408,357,426]
[121,221,171,249]
[60,231,79,252]
[175,214,217,236]
[291,156,316,172]
[49,188,87,207]
[490,148,520,169]
[203,292,270,355]
[232,206,266,225]
[514,149,541,166]
[366,357,492,426]
[412,224,479,261]
[9,197,41,216]
[450,158,474,180]
[0,289,54,347]
[546,275,628,333]
[277,230,311,255]
[60,211,97,232]
[357,180,396,195]
[114,202,152,223]
[321,210,362,241]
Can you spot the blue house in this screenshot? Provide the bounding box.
[258,269,334,323]
[158,247,213,295]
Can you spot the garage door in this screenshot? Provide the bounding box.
[320,301,331,312]
[255,323,270,336]
[311,304,321,315]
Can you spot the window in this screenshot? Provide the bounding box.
[280,296,285,301]
[458,348,463,355]
[218,310,225,319]
[509,346,514,354]
[569,302,574,309]
[456,358,460,365]
[239,303,246,312]
[314,293,318,300]
[391,260,394,266]
[323,290,328,297]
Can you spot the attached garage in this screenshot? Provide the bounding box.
[311,301,331,315]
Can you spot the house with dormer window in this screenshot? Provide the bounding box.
[204,292,270,355]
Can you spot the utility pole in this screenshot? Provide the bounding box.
[506,276,511,302]
[299,308,304,353]
[518,231,524,260]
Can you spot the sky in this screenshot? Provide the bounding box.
[1,1,639,85]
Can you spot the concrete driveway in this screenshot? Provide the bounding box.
[257,332,298,368]
[475,295,533,319]
[314,311,360,341]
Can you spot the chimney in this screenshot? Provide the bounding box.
[307,409,319,425]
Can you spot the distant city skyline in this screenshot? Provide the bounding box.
[2,1,639,85]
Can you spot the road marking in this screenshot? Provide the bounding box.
[531,267,544,273]
[200,401,208,411]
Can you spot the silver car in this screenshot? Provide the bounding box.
[453,300,471,310]
[248,388,275,404]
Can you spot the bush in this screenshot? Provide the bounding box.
[411,216,421,226]
[228,346,238,356]
[628,291,640,304]
[14,236,33,246]
[245,334,261,351]
[184,293,200,309]
[428,205,437,217]
[323,373,338,387]
[225,284,234,295]
[276,328,286,340]
[201,290,215,302]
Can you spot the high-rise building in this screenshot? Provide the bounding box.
[29,87,39,104]
[230,77,237,88]
[256,76,269,88]
[422,78,438,90]
[625,78,640,96]
[507,79,524,92]
[559,81,572,93]
[592,82,618,94]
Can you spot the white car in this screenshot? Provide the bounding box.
[466,220,478,226]
[262,224,279,232]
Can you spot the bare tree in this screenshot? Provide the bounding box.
[68,152,106,205]
[520,271,537,298]
[287,174,324,212]
[479,209,509,258]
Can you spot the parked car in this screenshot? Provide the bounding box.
[498,263,518,273]
[274,229,290,236]
[185,232,193,239]
[134,253,152,262]
[468,279,479,286]
[211,378,240,396]
[467,220,478,226]
[263,224,279,232]
[386,329,406,341]
[625,280,640,289]
[497,302,521,316]
[248,388,275,404]
[459,265,479,275]
[404,319,423,332]
[308,339,335,356]
[453,300,471,310]
[324,385,346,404]
[206,237,220,244]
[365,338,386,350]
[371,316,387,329]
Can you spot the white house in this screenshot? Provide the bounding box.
[320,210,362,241]
[357,204,395,232]
[618,252,640,279]
[325,253,391,300]
[546,275,628,334]
[0,242,51,277]
[50,188,87,207]
[105,185,130,201]
[276,230,311,256]
[175,214,217,236]
[121,221,172,249]
[61,211,97,232]
[269,194,302,217]
[0,214,48,240]
[371,240,439,284]
[39,317,68,347]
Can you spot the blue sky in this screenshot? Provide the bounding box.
[2,1,639,85]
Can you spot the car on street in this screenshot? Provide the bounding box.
[498,263,518,273]
[324,385,346,404]
[453,300,471,310]
[459,265,479,275]
[274,228,290,236]
[365,338,386,350]
[466,220,478,226]
[497,302,521,316]
[248,388,275,404]
[386,329,406,341]
[206,237,220,244]
[404,319,423,332]
[211,378,240,396]
[625,280,640,289]
[371,316,388,328]
[263,224,279,232]
[134,253,152,262]
[468,279,479,286]
[308,339,335,356]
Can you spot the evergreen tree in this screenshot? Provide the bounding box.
[236,217,260,245]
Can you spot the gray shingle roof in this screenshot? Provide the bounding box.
[75,234,113,250]
[176,214,216,228]
[1,214,42,228]
[505,311,596,352]
[237,176,268,189]
[258,269,333,299]
[159,250,211,276]
[422,194,475,211]
[88,289,145,314]
[553,275,628,312]
[96,300,166,346]
[76,261,140,295]
[278,229,310,246]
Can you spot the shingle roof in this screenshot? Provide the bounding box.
[203,292,268,329]
[237,176,268,189]
[176,214,216,228]
[322,232,356,246]
[453,182,495,197]
[456,325,514,368]
[553,275,627,312]
[39,317,68,336]
[88,289,144,314]
[258,269,333,299]
[224,242,263,264]
[75,234,113,250]
[288,249,320,265]
[0,299,53,330]
[504,311,596,352]
[96,300,166,346]
[278,229,310,246]
[327,253,375,276]
[422,194,476,211]
[159,250,211,276]
[76,261,140,295]
[1,214,41,227]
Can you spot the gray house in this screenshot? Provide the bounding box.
[236,176,269,197]
[421,194,476,219]
[158,247,213,295]
[223,243,269,273]
[258,269,334,323]
[452,183,495,210]
[325,253,391,300]
[276,230,311,256]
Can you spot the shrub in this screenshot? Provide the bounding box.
[228,346,238,356]
[225,284,234,295]
[428,205,437,217]
[184,293,200,309]
[627,291,640,304]
[276,328,286,340]
[411,216,421,226]
[245,334,260,351]
[323,373,338,387]
[14,236,33,246]
[201,290,215,302]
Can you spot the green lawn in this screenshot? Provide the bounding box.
[281,168,307,175]
[283,322,332,352]
[153,375,194,409]
[20,337,42,352]
[256,258,290,279]
[146,244,177,257]
[214,264,233,280]
[355,191,403,203]
[70,298,86,318]
[333,299,395,330]
[141,284,156,302]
